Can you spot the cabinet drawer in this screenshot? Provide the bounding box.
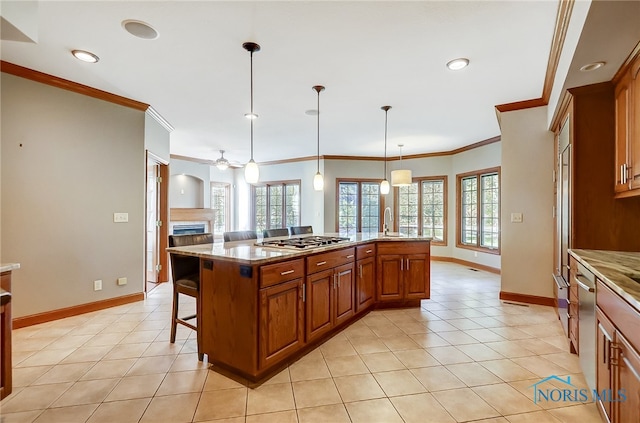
[356,243,375,260]
[597,280,640,352]
[377,241,429,255]
[260,259,304,288]
[307,247,355,274]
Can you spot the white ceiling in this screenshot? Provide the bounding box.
[1,1,562,164]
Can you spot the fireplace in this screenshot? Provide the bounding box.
[169,208,215,237]
[173,224,206,235]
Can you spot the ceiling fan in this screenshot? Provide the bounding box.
[211,150,243,170]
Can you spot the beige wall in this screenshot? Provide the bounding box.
[500,106,555,299]
[1,73,146,318]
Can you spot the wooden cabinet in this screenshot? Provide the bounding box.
[258,258,306,369]
[376,242,430,303]
[596,308,615,422]
[355,244,376,313]
[1,271,13,400]
[614,50,640,197]
[259,278,304,369]
[306,247,355,342]
[596,279,640,423]
[616,333,640,423]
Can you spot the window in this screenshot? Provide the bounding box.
[457,168,500,253]
[210,182,230,238]
[252,180,300,233]
[336,180,381,235]
[395,176,447,244]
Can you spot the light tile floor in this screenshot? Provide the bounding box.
[0,262,604,423]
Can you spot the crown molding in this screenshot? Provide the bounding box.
[0,60,149,111]
[146,106,174,132]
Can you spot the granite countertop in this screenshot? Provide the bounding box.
[569,249,640,312]
[167,233,431,265]
[0,263,20,273]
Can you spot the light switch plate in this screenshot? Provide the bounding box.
[511,212,523,223]
[117,277,127,286]
[114,212,128,223]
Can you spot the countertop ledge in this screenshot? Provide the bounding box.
[0,263,20,273]
[569,249,640,313]
[167,233,431,265]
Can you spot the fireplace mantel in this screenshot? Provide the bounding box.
[170,208,215,235]
[170,208,215,222]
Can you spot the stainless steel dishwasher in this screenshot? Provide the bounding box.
[575,261,596,391]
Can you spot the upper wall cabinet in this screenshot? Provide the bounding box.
[614,45,640,198]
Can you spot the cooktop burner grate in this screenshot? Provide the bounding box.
[257,235,350,249]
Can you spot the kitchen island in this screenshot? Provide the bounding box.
[568,250,640,423]
[167,233,430,382]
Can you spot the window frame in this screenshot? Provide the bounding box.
[210,182,230,239]
[335,178,384,234]
[393,175,448,246]
[250,179,301,231]
[456,167,501,254]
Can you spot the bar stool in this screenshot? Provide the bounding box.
[168,233,213,361]
[223,230,257,242]
[263,228,289,238]
[289,226,313,235]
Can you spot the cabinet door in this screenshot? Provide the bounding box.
[615,71,631,194]
[631,59,640,189]
[596,308,615,422]
[356,257,375,312]
[334,263,355,326]
[616,333,640,423]
[259,279,304,369]
[306,269,333,342]
[404,254,429,300]
[377,254,403,301]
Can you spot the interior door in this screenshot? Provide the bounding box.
[146,160,160,289]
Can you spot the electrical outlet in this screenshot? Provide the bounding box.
[474,251,478,258]
[94,280,102,291]
[113,212,129,223]
[117,277,127,286]
[511,212,523,223]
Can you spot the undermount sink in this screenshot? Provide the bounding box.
[382,233,403,238]
[629,276,640,284]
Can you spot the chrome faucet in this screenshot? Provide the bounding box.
[383,207,393,236]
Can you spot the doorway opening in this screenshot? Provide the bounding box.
[146,152,169,293]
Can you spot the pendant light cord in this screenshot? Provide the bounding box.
[316,89,320,172]
[250,50,254,161]
[383,109,388,178]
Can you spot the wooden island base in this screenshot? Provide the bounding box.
[184,239,430,383]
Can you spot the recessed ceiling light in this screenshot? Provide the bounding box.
[122,19,159,40]
[579,61,606,72]
[305,109,319,116]
[72,49,99,63]
[446,58,469,70]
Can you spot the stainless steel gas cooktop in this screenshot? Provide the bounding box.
[257,235,350,250]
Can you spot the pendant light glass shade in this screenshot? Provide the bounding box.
[245,159,259,184]
[312,85,325,191]
[243,41,260,184]
[391,144,412,186]
[380,179,390,195]
[313,172,324,191]
[380,105,391,194]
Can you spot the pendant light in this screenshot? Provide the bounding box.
[391,144,412,186]
[243,42,260,184]
[380,106,391,195]
[312,85,325,191]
